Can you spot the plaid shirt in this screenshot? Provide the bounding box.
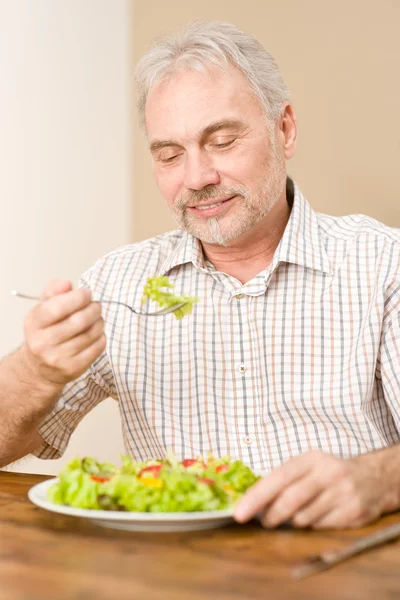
[35,181,400,472]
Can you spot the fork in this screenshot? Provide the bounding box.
[11,290,187,317]
[291,521,400,580]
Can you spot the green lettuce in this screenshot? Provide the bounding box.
[142,276,199,319]
[47,453,260,513]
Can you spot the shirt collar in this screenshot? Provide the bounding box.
[159,230,206,276]
[159,179,332,277]
[274,180,332,275]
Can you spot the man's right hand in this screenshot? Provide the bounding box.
[21,279,106,391]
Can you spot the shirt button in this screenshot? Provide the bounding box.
[239,364,247,375]
[243,436,253,445]
[235,293,244,300]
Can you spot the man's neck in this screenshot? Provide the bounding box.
[201,192,291,285]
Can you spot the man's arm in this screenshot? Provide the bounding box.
[0,346,63,467]
[0,280,106,467]
[234,446,400,529]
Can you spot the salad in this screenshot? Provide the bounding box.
[142,276,199,320]
[47,452,260,513]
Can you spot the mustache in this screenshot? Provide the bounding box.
[175,185,248,210]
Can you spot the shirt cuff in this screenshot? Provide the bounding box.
[31,418,73,460]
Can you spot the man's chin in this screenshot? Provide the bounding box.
[178,214,246,246]
[190,230,235,247]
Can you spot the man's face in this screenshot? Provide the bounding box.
[145,65,288,246]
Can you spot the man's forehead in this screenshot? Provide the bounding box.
[147,68,241,113]
[145,67,260,143]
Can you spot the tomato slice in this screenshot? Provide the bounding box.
[182,459,197,467]
[90,475,110,483]
[198,477,215,485]
[138,464,163,478]
[215,464,229,473]
[182,458,206,468]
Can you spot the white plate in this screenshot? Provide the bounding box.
[28,478,235,532]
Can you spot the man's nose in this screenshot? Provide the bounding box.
[183,151,220,190]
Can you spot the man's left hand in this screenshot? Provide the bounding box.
[234,449,400,529]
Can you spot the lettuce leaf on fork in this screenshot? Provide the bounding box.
[142,276,199,319]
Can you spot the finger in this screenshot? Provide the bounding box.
[43,334,107,386]
[39,303,103,347]
[312,504,363,530]
[312,509,349,530]
[42,279,73,299]
[45,317,105,362]
[62,334,107,380]
[31,288,93,329]
[312,497,380,530]
[260,474,324,528]
[234,454,314,523]
[291,487,339,528]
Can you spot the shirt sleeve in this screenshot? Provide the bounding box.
[32,271,117,460]
[32,351,116,459]
[379,310,400,426]
[377,257,400,432]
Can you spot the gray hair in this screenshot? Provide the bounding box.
[134,19,290,132]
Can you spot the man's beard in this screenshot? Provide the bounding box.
[169,136,287,246]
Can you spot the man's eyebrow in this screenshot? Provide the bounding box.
[149,120,246,153]
[201,119,246,138]
[149,140,181,153]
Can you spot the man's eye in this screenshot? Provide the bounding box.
[212,138,236,148]
[160,154,181,163]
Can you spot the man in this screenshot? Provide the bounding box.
[1,20,400,530]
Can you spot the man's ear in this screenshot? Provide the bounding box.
[277,104,297,160]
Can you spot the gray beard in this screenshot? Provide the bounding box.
[207,216,229,246]
[170,137,286,246]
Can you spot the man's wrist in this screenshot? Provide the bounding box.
[381,445,400,514]
[16,345,64,400]
[362,446,400,514]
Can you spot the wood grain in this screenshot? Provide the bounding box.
[1,471,400,599]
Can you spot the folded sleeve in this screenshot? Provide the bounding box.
[32,350,116,459]
[376,257,400,432]
[379,309,400,426]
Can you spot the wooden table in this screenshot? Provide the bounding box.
[2,472,400,600]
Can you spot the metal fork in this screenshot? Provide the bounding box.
[11,290,187,317]
[291,521,400,580]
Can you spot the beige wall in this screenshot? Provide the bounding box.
[133,0,400,242]
[0,1,133,474]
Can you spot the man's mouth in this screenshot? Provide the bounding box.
[189,196,234,209]
[196,201,226,210]
[187,196,236,218]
